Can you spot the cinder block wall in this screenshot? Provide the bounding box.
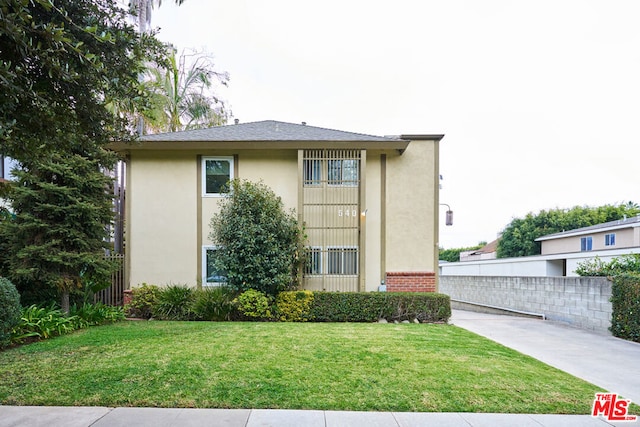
[440,276,612,333]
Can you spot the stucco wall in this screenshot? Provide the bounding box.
[385,140,438,273]
[440,276,612,333]
[127,151,198,286]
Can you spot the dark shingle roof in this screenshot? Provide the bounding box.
[140,120,403,142]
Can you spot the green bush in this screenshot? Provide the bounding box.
[381,293,451,322]
[153,285,195,321]
[308,292,387,322]
[576,254,640,277]
[610,274,640,342]
[192,287,237,321]
[125,284,160,319]
[308,292,451,323]
[209,180,306,296]
[233,289,273,320]
[276,290,314,322]
[0,277,21,348]
[69,302,125,327]
[11,304,77,342]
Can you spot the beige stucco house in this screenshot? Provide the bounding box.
[536,216,640,255]
[112,121,444,293]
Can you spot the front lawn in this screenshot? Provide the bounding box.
[0,321,603,413]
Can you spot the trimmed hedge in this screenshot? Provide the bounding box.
[307,291,451,323]
[610,274,640,343]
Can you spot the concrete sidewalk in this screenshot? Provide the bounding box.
[0,406,631,427]
[2,309,639,426]
[449,309,640,405]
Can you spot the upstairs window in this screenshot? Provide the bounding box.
[303,159,322,186]
[580,236,593,252]
[605,233,616,247]
[203,156,233,196]
[328,159,358,186]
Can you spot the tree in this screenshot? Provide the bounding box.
[144,49,229,133]
[0,0,165,311]
[497,203,640,258]
[209,180,305,296]
[130,0,188,33]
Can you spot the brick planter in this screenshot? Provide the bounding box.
[385,271,436,292]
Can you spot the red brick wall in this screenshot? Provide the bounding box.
[385,272,436,292]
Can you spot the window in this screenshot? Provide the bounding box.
[203,246,227,286]
[303,159,321,185]
[605,233,616,247]
[580,236,593,252]
[328,159,358,186]
[305,247,322,275]
[327,247,358,275]
[203,156,233,196]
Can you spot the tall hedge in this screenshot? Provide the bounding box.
[610,274,640,343]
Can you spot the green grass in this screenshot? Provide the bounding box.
[0,321,605,413]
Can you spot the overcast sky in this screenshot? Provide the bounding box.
[151,0,640,249]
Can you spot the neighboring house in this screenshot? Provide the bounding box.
[111,120,444,293]
[459,238,499,262]
[535,216,640,255]
[441,216,640,277]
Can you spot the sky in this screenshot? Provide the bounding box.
[150,0,640,249]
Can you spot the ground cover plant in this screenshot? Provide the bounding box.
[0,321,608,413]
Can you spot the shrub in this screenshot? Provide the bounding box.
[69,302,125,326]
[125,284,160,319]
[192,287,237,321]
[276,290,314,322]
[153,285,195,320]
[209,179,306,296]
[576,254,640,277]
[0,277,21,348]
[233,289,273,320]
[308,292,451,323]
[381,293,451,322]
[11,304,77,342]
[308,292,387,322]
[610,274,640,342]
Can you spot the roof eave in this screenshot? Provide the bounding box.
[108,139,411,152]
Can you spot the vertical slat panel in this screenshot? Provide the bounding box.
[302,149,361,292]
[94,254,125,306]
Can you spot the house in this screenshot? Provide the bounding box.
[111,120,444,293]
[440,216,640,277]
[535,216,640,255]
[459,238,499,262]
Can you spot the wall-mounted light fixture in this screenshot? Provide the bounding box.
[440,203,453,226]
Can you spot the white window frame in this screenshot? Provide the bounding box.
[605,233,616,247]
[202,245,226,287]
[202,156,234,197]
[580,236,593,252]
[326,246,358,276]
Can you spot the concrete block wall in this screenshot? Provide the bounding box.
[440,276,612,333]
